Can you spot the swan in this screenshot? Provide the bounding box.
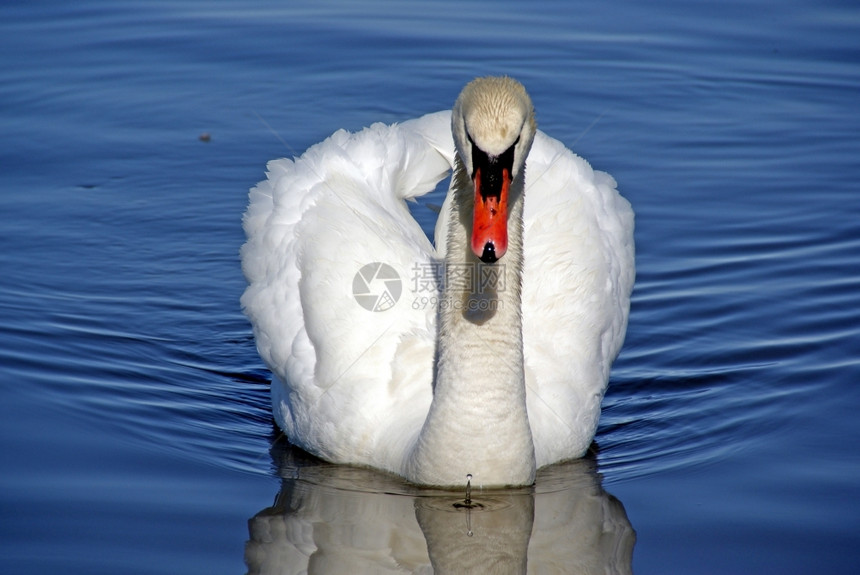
[241,77,634,487]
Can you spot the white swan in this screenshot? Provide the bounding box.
[241,77,634,487]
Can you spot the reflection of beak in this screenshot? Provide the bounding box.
[471,141,515,263]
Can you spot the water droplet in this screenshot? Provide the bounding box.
[465,473,473,505]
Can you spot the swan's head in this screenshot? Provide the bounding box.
[452,76,536,263]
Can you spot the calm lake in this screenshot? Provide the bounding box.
[2,0,859,573]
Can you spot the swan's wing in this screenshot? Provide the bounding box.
[401,111,457,260]
[241,113,452,472]
[521,131,635,466]
[401,110,456,168]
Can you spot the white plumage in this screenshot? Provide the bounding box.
[241,78,634,487]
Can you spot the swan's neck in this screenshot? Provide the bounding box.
[406,157,535,487]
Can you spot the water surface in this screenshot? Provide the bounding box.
[2,0,859,573]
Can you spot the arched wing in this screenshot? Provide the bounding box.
[241,113,453,470]
[520,132,635,464]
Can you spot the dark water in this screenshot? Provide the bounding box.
[2,0,859,573]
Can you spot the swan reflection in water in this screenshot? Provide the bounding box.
[246,437,634,574]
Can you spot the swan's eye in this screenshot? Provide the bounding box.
[497,139,516,173]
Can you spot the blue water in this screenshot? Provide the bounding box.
[2,0,859,573]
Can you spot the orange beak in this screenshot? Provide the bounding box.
[471,166,511,263]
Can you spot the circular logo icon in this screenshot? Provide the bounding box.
[352,262,402,312]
